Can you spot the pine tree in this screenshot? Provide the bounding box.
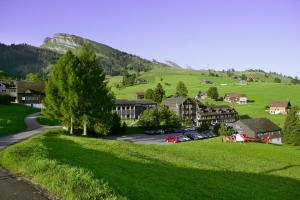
[283,107,300,145]
[145,88,154,100]
[153,83,165,103]
[176,81,188,97]
[207,87,219,100]
[76,43,114,135]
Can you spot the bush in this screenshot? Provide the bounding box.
[197,123,209,132]
[207,87,219,100]
[0,94,12,104]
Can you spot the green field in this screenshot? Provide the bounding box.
[0,130,300,200]
[110,67,300,127]
[0,104,39,136]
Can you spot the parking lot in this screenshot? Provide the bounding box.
[107,128,217,144]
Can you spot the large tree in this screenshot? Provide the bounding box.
[153,83,165,103]
[207,87,219,100]
[76,43,114,135]
[283,107,300,145]
[145,88,154,100]
[176,81,188,97]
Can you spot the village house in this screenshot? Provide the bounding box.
[135,92,145,99]
[268,101,291,115]
[196,91,208,100]
[232,118,282,144]
[0,80,45,108]
[164,96,197,121]
[224,93,247,104]
[196,105,238,126]
[112,99,156,120]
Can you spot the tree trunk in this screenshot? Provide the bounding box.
[83,121,87,136]
[70,117,73,135]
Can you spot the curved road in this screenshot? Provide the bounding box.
[0,112,61,200]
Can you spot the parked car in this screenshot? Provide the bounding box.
[144,130,156,135]
[186,132,203,140]
[166,136,178,143]
[177,135,191,142]
[183,127,197,132]
[157,129,165,135]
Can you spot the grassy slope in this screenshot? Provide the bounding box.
[110,67,300,127]
[0,104,39,136]
[1,131,300,200]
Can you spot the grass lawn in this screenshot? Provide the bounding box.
[0,104,39,136]
[1,130,300,200]
[109,67,300,127]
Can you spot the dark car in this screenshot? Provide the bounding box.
[144,130,156,135]
[186,132,203,140]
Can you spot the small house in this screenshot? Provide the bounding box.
[136,92,145,99]
[224,93,247,104]
[268,101,291,115]
[233,118,281,144]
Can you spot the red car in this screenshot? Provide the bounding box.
[166,136,178,143]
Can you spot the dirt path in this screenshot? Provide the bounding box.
[0,112,61,199]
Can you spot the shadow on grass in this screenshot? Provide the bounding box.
[239,114,252,119]
[42,132,300,200]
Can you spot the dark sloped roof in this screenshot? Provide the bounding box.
[239,118,281,133]
[164,95,188,107]
[114,99,156,105]
[17,81,45,94]
[269,101,291,108]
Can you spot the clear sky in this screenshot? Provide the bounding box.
[1,0,300,77]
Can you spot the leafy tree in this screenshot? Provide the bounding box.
[153,83,165,103]
[26,73,41,81]
[274,77,281,83]
[197,123,209,132]
[76,43,115,135]
[122,72,136,86]
[241,74,247,80]
[213,123,221,135]
[207,87,219,100]
[110,113,122,134]
[283,107,300,145]
[144,88,154,100]
[176,81,188,97]
[138,108,160,128]
[0,94,12,104]
[218,123,228,136]
[0,70,11,79]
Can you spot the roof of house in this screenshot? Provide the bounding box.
[238,118,281,133]
[164,95,194,107]
[136,92,145,95]
[17,81,45,94]
[269,101,291,108]
[0,80,17,88]
[114,99,156,105]
[224,93,247,98]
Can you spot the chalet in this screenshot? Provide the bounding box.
[112,99,156,120]
[268,101,291,115]
[195,91,208,100]
[136,92,145,99]
[135,78,147,84]
[164,96,197,121]
[196,105,238,126]
[0,80,45,108]
[224,93,247,104]
[233,118,281,144]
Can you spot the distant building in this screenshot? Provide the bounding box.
[201,80,213,84]
[0,79,45,108]
[268,101,291,115]
[198,91,208,100]
[164,96,197,121]
[224,93,247,104]
[112,99,156,120]
[136,92,145,99]
[135,78,147,84]
[196,105,238,126]
[233,118,281,144]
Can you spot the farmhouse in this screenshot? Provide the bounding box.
[112,99,156,120]
[268,101,291,115]
[164,96,197,121]
[233,118,281,144]
[224,93,247,104]
[198,91,208,100]
[0,79,45,108]
[196,105,238,126]
[135,92,145,99]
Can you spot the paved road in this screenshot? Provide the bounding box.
[0,112,61,199]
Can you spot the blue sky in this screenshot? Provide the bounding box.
[1,0,300,77]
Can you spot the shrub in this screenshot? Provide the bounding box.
[0,94,12,104]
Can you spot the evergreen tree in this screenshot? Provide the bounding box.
[145,88,154,100]
[26,73,41,81]
[283,107,300,145]
[153,83,165,103]
[76,43,114,135]
[207,87,219,100]
[176,81,188,97]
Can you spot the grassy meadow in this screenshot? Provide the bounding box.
[110,67,300,127]
[0,130,300,200]
[0,104,39,136]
